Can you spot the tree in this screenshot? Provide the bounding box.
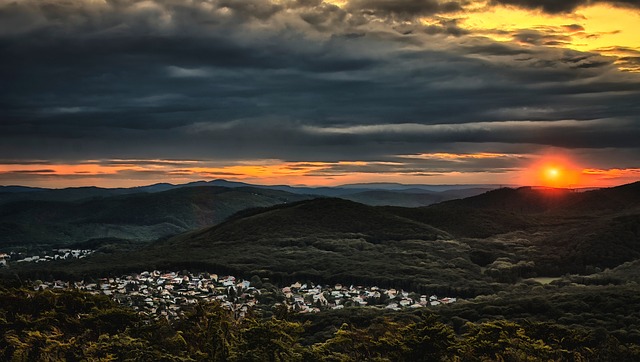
[400,312,456,361]
[233,317,305,362]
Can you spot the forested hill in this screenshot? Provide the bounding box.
[0,186,311,246]
[384,182,640,239]
[182,198,451,244]
[147,198,485,296]
[386,182,640,275]
[432,181,640,214]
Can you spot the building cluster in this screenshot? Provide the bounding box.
[0,249,94,266]
[279,282,457,313]
[34,271,259,320]
[31,270,458,319]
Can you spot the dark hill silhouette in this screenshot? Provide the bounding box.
[181,198,450,245]
[384,205,533,238]
[434,182,640,215]
[556,181,640,213]
[436,187,574,214]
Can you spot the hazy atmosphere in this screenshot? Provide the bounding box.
[1,0,639,187]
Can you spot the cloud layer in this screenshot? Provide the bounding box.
[1,0,639,186]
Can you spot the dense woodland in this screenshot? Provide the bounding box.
[1,285,639,361]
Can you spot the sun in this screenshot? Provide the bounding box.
[537,162,581,188]
[523,154,582,188]
[543,166,563,186]
[546,167,560,179]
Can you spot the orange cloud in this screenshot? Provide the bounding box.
[581,168,640,185]
[401,152,522,160]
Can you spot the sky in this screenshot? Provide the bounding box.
[1,0,639,188]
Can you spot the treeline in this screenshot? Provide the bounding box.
[1,286,639,361]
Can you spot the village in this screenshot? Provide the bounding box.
[0,249,95,267]
[32,269,458,320]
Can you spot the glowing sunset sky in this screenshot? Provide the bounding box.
[1,0,639,188]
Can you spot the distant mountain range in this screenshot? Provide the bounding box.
[0,180,497,246]
[0,179,497,205]
[0,186,312,246]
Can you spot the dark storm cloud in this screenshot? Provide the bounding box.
[347,0,464,19]
[217,0,284,20]
[512,30,572,46]
[460,42,532,56]
[298,3,349,32]
[595,46,640,72]
[491,0,640,13]
[619,56,640,69]
[6,170,56,174]
[563,24,585,33]
[490,0,585,13]
[0,0,639,173]
[421,18,470,36]
[0,168,177,182]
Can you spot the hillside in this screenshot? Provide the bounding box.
[0,186,311,247]
[187,198,451,243]
[393,182,640,275]
[436,182,640,215]
[143,199,492,296]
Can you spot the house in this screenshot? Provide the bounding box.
[222,280,235,287]
[385,303,400,311]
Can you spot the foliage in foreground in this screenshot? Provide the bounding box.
[1,287,640,361]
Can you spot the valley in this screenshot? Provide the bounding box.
[1,180,640,360]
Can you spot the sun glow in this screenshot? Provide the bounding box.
[546,167,559,179]
[528,157,582,188]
